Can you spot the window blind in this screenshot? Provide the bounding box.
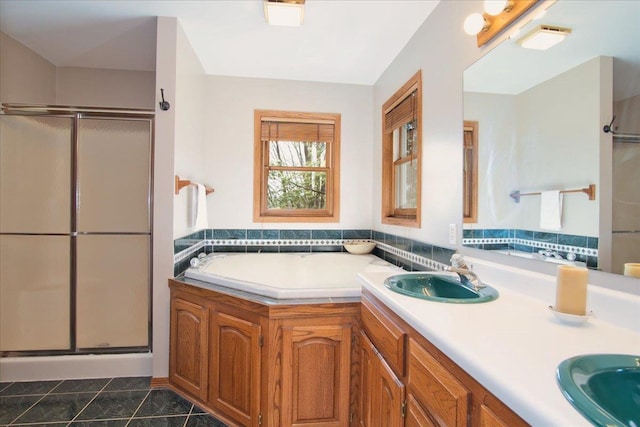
[384,90,416,134]
[261,121,334,143]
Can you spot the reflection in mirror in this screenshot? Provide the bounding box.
[462,0,640,276]
[463,121,478,223]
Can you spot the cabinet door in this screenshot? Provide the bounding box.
[359,330,376,427]
[282,324,351,427]
[170,297,209,401]
[360,331,405,427]
[376,349,405,427]
[405,393,437,427]
[211,311,261,426]
[408,338,470,427]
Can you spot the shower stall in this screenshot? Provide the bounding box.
[0,105,153,356]
[610,95,640,275]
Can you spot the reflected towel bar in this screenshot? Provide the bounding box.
[174,175,214,195]
[510,184,595,203]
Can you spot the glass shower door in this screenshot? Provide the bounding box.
[75,117,152,349]
[0,115,73,352]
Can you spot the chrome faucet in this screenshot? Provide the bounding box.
[446,254,485,291]
[539,250,563,259]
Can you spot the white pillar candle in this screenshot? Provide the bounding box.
[624,263,640,278]
[555,265,588,315]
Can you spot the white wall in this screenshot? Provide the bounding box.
[0,32,56,104]
[152,17,178,379]
[372,1,479,247]
[172,24,207,239]
[56,67,155,109]
[202,75,373,230]
[0,32,155,109]
[154,17,209,378]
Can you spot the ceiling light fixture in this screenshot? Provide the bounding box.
[517,25,571,50]
[264,0,305,27]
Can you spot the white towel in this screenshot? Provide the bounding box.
[540,190,563,230]
[194,184,209,230]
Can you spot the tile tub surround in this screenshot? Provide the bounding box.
[173,229,455,276]
[0,377,226,426]
[463,228,599,268]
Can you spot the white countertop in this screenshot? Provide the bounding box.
[357,264,640,427]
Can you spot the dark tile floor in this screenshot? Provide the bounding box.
[0,377,227,427]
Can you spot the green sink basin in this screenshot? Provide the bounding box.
[383,273,499,303]
[557,354,640,427]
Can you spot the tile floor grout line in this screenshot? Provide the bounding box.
[65,377,114,426]
[0,382,14,394]
[182,404,195,427]
[124,387,153,427]
[6,380,63,426]
[2,378,226,427]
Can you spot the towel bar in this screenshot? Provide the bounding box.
[174,175,214,195]
[510,184,595,203]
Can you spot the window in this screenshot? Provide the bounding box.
[382,71,422,227]
[253,110,340,222]
[463,121,478,223]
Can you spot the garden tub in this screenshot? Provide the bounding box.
[184,252,398,299]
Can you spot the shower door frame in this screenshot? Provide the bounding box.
[0,104,155,357]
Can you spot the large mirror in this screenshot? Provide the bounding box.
[462,0,639,276]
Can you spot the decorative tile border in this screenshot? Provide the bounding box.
[462,228,599,268]
[463,237,597,255]
[173,229,454,277]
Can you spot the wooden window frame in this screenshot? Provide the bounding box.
[463,121,478,224]
[382,71,422,228]
[253,110,341,223]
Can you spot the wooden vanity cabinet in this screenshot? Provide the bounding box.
[277,320,354,427]
[169,296,210,401]
[359,290,528,427]
[170,282,265,426]
[407,337,470,426]
[210,311,262,426]
[359,330,405,427]
[169,279,359,427]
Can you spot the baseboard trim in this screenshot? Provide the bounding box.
[151,377,170,388]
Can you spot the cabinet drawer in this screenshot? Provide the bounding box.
[479,405,510,427]
[408,338,470,427]
[361,294,406,376]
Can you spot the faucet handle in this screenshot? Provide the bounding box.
[450,253,467,268]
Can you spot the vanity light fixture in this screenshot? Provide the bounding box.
[463,13,488,36]
[264,0,305,27]
[517,25,571,50]
[484,0,514,16]
[463,0,540,47]
[464,0,515,35]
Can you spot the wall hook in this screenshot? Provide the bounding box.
[159,88,171,111]
[603,116,616,133]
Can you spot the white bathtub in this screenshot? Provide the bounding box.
[184,252,399,299]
